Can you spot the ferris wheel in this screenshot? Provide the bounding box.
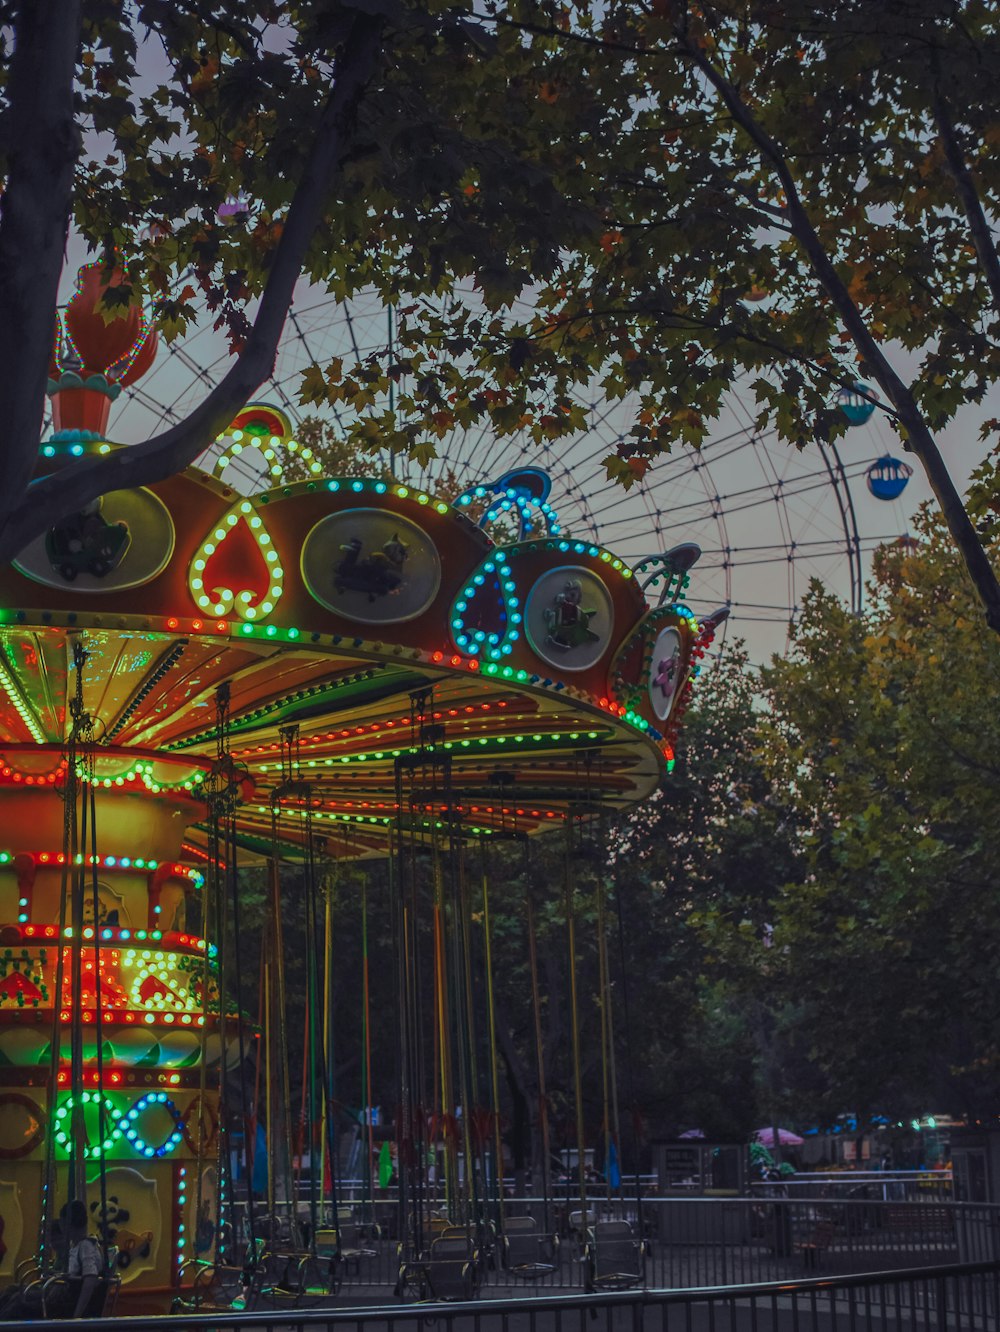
[104,287,917,661]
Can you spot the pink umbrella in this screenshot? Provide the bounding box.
[754,1127,804,1147]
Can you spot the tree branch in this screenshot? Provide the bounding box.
[931,65,1000,323]
[921,715,1000,785]
[528,301,902,418]
[0,0,83,503]
[0,13,384,565]
[683,37,1000,635]
[482,12,665,60]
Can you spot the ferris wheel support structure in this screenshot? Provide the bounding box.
[816,437,863,616]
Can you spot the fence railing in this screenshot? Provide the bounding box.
[751,1170,954,1201]
[257,1169,952,1209]
[11,1258,1000,1332]
[230,1196,1000,1295]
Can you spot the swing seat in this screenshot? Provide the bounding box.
[245,1236,267,1271]
[41,1272,122,1319]
[402,1211,451,1256]
[398,1235,481,1302]
[256,1248,315,1308]
[332,1212,379,1273]
[297,1251,342,1299]
[568,1208,598,1243]
[438,1221,498,1271]
[14,1258,42,1285]
[584,1220,647,1292]
[441,1219,495,1246]
[502,1218,560,1279]
[171,1261,256,1314]
[301,1224,355,1290]
[42,1240,123,1319]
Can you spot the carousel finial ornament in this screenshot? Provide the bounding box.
[47,260,158,437]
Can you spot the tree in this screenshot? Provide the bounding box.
[603,0,1000,633]
[615,521,1000,1128]
[759,512,1000,1119]
[0,0,598,560]
[315,0,1000,632]
[274,416,389,483]
[609,643,802,1138]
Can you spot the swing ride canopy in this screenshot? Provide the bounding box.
[0,265,720,866]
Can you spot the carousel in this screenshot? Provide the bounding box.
[0,265,722,1310]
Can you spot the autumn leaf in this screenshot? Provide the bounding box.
[299,363,329,406]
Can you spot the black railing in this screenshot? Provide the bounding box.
[9,1259,1000,1332]
[749,1170,954,1202]
[227,1196,1000,1293]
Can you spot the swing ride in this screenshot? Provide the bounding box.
[0,264,718,1310]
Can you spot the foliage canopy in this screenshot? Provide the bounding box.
[304,0,1000,627]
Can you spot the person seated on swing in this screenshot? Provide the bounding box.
[60,1202,104,1317]
[0,1201,103,1320]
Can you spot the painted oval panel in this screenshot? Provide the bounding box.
[301,508,441,624]
[524,566,614,672]
[648,625,685,720]
[14,488,174,592]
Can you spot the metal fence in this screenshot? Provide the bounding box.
[750,1171,953,1202]
[275,1172,954,1209]
[643,1196,995,1287]
[227,1196,1000,1296]
[12,1259,1000,1332]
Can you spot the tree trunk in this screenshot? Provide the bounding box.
[0,14,384,564]
[492,997,535,1176]
[688,37,1000,638]
[0,1,83,501]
